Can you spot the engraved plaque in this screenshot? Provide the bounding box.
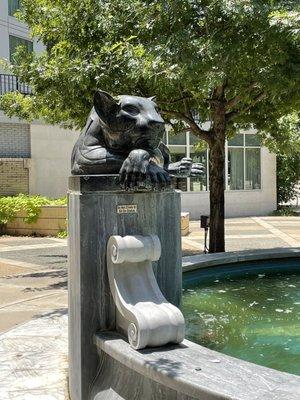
[117,205,138,214]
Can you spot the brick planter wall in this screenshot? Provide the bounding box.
[3,207,187,237]
[0,158,30,195]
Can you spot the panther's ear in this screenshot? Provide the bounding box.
[94,90,119,121]
[148,96,156,102]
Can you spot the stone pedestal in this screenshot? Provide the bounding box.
[68,175,182,400]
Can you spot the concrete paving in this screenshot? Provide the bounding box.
[0,216,299,399]
[0,313,68,400]
[182,216,300,254]
[0,216,299,334]
[0,237,67,333]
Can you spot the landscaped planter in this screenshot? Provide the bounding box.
[181,212,190,236]
[4,205,67,236]
[2,207,188,237]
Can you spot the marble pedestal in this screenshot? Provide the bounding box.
[68,175,182,400]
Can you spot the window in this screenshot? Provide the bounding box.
[227,133,261,191]
[228,133,244,147]
[170,153,188,192]
[190,151,208,192]
[228,148,244,190]
[8,0,21,16]
[166,131,209,192]
[167,132,186,146]
[245,148,261,189]
[9,35,33,64]
[245,134,261,147]
[165,131,261,192]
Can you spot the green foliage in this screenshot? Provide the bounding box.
[270,207,298,216]
[57,229,68,238]
[260,112,300,205]
[0,0,299,135]
[277,153,300,204]
[0,194,67,225]
[0,0,299,250]
[260,112,300,155]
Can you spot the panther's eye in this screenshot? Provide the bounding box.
[122,104,140,115]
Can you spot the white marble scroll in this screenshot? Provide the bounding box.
[107,235,185,350]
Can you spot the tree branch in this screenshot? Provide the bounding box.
[226,92,266,121]
[226,82,259,110]
[159,96,193,104]
[212,85,226,101]
[179,84,194,120]
[161,109,212,144]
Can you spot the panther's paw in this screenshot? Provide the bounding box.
[145,162,171,190]
[191,163,205,177]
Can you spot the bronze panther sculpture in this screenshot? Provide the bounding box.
[71,90,204,189]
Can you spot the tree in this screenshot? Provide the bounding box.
[261,112,300,205]
[1,0,299,252]
[277,152,300,205]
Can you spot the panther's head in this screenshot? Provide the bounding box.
[93,90,165,152]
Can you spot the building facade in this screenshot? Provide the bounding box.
[0,0,277,216]
[0,0,78,198]
[166,130,276,218]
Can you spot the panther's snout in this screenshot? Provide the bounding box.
[134,133,162,150]
[147,111,164,126]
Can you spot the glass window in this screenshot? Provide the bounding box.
[168,132,186,145]
[245,148,261,189]
[228,148,244,190]
[9,35,33,64]
[168,146,186,159]
[228,133,244,147]
[176,178,188,192]
[168,131,261,192]
[171,152,189,192]
[189,133,201,145]
[190,151,208,191]
[8,0,21,16]
[245,134,261,147]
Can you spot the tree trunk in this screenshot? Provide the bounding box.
[209,99,226,253]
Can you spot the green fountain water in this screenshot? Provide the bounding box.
[182,266,300,375]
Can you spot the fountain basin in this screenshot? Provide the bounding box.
[93,248,300,400]
[183,256,300,375]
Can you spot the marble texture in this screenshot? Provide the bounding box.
[107,235,185,349]
[68,176,182,400]
[0,313,69,400]
[94,331,300,400]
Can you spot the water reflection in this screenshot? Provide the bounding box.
[182,272,300,375]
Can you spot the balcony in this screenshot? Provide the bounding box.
[0,74,31,95]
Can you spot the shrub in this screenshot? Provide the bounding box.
[0,194,67,225]
[57,229,68,239]
[270,207,298,217]
[277,154,300,205]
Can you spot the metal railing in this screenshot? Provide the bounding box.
[0,74,31,95]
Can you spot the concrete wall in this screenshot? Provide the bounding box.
[181,147,277,218]
[29,124,276,215]
[29,124,79,198]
